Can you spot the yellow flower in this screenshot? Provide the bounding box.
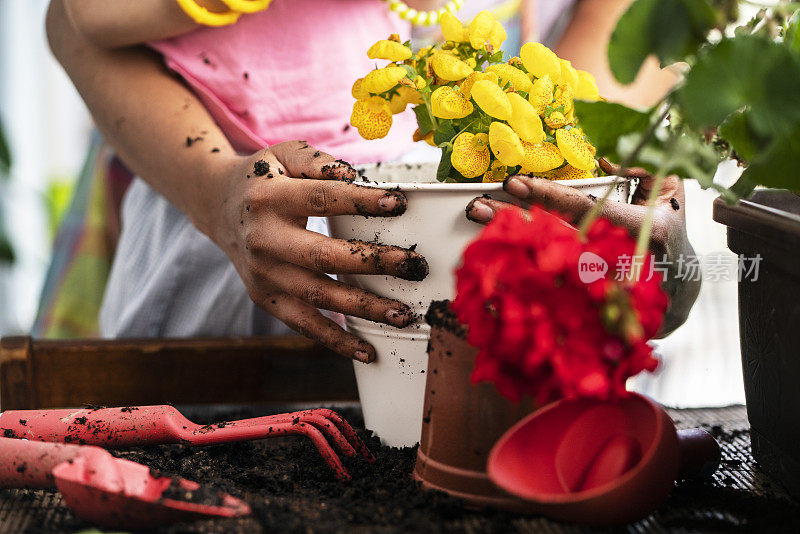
[507,93,545,143]
[559,59,579,92]
[362,65,407,94]
[440,12,469,42]
[452,132,491,178]
[431,86,474,119]
[351,96,393,140]
[543,164,595,181]
[553,84,575,117]
[483,160,508,183]
[459,71,498,99]
[471,80,512,120]
[486,64,532,92]
[544,111,568,129]
[431,51,474,81]
[575,70,600,101]
[488,20,507,51]
[555,128,596,171]
[520,42,562,83]
[398,85,423,105]
[414,75,427,90]
[413,128,437,147]
[468,10,496,50]
[519,141,564,173]
[351,78,370,100]
[388,92,407,114]
[367,40,412,62]
[489,121,524,166]
[528,74,554,115]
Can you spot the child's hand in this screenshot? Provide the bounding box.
[216,141,427,363]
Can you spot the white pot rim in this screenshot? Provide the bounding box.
[354,175,628,191]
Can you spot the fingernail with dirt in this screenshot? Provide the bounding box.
[504,177,531,198]
[353,350,373,363]
[466,199,494,223]
[397,252,429,282]
[385,307,412,328]
[378,192,407,216]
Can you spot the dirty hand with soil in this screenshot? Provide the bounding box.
[214,143,427,363]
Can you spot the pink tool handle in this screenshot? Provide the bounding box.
[2,406,186,446]
[0,437,109,489]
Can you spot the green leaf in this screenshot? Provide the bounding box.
[736,125,800,193]
[675,35,800,136]
[433,122,457,146]
[0,228,13,263]
[0,119,10,177]
[608,0,716,84]
[436,145,453,183]
[717,110,767,164]
[785,10,800,56]
[573,100,651,159]
[412,105,434,136]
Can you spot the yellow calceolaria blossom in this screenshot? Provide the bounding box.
[559,59,579,92]
[520,42,562,83]
[452,132,491,178]
[440,12,469,42]
[488,21,507,51]
[468,10,496,50]
[555,128,596,171]
[351,96,393,140]
[486,64,532,92]
[543,164,595,180]
[459,71,498,99]
[362,65,407,94]
[519,141,564,173]
[545,111,568,129]
[431,86,474,119]
[553,84,575,117]
[351,78,370,100]
[482,160,508,183]
[575,70,600,101]
[367,40,412,62]
[471,80,512,120]
[489,121,524,166]
[431,51,474,81]
[398,85,423,105]
[414,75,427,90]
[388,92,407,114]
[413,128,437,146]
[507,93,545,143]
[528,74,554,115]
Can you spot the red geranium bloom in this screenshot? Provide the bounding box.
[452,205,668,404]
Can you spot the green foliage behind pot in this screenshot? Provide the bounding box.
[0,118,14,263]
[576,0,800,202]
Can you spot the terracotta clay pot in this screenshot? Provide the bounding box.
[412,300,538,510]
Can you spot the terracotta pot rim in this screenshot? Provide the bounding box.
[487,392,671,504]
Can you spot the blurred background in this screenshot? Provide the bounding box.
[0,0,766,407]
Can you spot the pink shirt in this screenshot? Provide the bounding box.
[150,0,416,164]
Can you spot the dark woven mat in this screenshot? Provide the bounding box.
[4,404,799,534]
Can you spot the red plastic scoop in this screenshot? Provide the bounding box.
[0,437,250,529]
[487,393,720,525]
[2,406,372,480]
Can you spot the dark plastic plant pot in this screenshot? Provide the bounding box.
[412,300,538,511]
[713,190,800,499]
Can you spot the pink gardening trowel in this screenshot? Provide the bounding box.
[0,437,250,529]
[487,392,720,525]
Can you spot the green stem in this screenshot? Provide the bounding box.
[577,102,672,239]
[633,171,665,258]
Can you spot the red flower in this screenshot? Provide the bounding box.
[452,205,668,404]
